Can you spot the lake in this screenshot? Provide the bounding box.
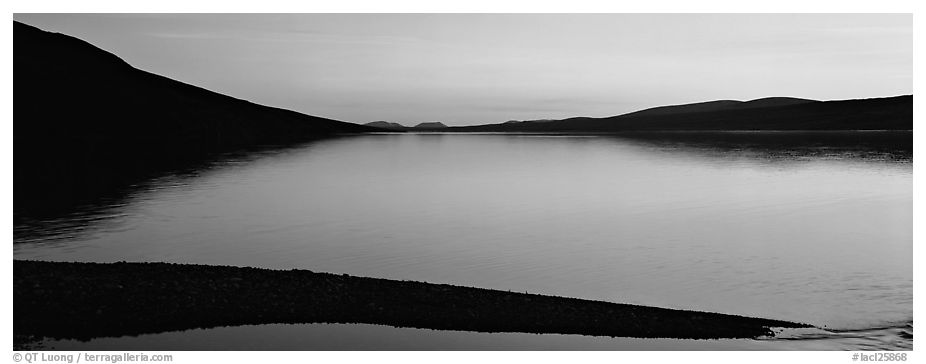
[14,131,912,350]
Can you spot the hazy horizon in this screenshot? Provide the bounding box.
[14,13,912,126]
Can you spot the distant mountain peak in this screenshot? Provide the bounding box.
[365,121,406,130]
[413,122,448,129]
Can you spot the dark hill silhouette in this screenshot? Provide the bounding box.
[619,100,744,117]
[451,95,911,132]
[620,97,816,118]
[735,97,817,109]
[14,21,374,220]
[15,21,372,144]
[504,118,557,124]
[362,121,450,131]
[365,121,407,130]
[413,122,448,130]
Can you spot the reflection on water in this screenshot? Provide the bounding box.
[13,135,356,246]
[30,322,913,351]
[771,323,913,351]
[14,131,912,350]
[607,131,911,168]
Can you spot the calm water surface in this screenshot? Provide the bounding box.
[15,132,912,349]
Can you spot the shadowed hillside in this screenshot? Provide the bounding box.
[14,21,375,220]
[451,95,911,132]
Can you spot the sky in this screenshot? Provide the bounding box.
[13,13,912,126]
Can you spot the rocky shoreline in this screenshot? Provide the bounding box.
[14,260,811,349]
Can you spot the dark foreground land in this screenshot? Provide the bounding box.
[14,260,810,348]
